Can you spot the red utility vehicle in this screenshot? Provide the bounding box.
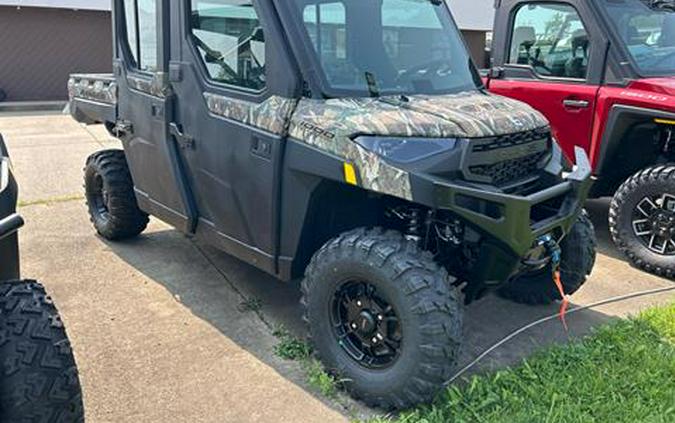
[484,0,675,276]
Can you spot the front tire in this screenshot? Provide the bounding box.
[0,280,84,423]
[498,212,596,305]
[301,228,463,410]
[84,149,148,240]
[610,165,675,278]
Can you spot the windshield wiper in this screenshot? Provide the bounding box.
[364,72,380,98]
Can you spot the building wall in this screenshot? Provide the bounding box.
[0,6,112,102]
[462,30,488,69]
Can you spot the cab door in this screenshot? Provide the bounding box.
[167,0,295,275]
[488,0,608,160]
[114,0,194,232]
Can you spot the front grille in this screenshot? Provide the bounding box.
[464,129,551,186]
[469,151,549,185]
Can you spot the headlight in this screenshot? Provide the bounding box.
[353,136,459,164]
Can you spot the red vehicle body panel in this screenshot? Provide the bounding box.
[486,77,675,172]
[487,79,599,164]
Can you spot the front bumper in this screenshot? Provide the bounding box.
[431,147,593,284]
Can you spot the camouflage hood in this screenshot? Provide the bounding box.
[289,90,548,143]
[288,90,549,201]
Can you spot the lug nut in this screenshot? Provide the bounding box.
[372,337,378,343]
[356,301,362,307]
[351,323,357,330]
[377,315,383,321]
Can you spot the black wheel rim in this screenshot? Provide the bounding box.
[87,173,110,218]
[632,193,675,256]
[330,280,402,369]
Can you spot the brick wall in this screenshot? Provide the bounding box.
[0,6,112,102]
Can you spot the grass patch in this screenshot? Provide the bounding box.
[373,303,675,423]
[306,358,339,398]
[272,326,339,398]
[237,297,263,313]
[273,326,312,361]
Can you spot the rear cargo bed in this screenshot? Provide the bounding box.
[68,73,117,125]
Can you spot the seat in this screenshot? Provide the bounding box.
[510,26,536,63]
[565,29,589,78]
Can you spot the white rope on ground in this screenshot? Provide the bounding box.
[444,285,675,386]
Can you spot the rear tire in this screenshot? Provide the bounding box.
[498,212,596,305]
[84,149,148,240]
[610,165,675,278]
[301,228,463,410]
[0,280,84,423]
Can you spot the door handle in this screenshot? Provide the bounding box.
[563,99,590,109]
[169,123,194,150]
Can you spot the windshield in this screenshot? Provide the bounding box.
[287,0,481,97]
[601,0,675,76]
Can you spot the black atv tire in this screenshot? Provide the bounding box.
[0,280,84,423]
[610,165,675,278]
[498,212,596,305]
[301,228,463,410]
[84,149,148,240]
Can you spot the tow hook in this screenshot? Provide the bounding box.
[538,234,570,329]
[538,234,562,271]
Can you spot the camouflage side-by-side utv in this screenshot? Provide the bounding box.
[0,135,84,422]
[68,0,596,409]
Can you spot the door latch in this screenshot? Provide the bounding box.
[251,137,272,159]
[113,120,133,138]
[562,99,590,109]
[170,123,195,150]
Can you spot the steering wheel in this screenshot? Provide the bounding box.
[528,56,553,75]
[395,59,451,85]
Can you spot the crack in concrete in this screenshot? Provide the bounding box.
[191,241,274,331]
[18,194,84,209]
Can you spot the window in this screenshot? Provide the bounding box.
[303,3,349,86]
[292,0,477,96]
[190,0,266,91]
[122,0,158,72]
[508,3,590,79]
[600,0,675,76]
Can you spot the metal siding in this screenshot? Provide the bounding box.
[0,1,109,11]
[0,6,112,101]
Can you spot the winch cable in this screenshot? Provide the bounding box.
[444,285,675,387]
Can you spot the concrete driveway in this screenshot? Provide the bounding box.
[1,113,673,422]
